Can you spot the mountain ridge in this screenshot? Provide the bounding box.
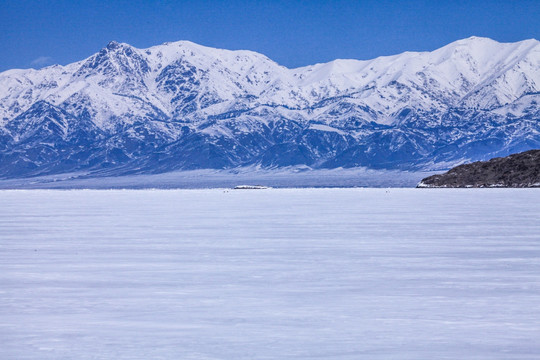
[1,37,540,179]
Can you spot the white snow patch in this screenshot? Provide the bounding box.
[309,123,346,135]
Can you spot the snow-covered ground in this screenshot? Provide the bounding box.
[1,188,540,359]
[0,167,436,189]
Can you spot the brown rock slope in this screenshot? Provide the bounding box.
[418,150,540,188]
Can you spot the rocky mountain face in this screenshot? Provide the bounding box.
[1,37,540,178]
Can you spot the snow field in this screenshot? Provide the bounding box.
[1,188,540,359]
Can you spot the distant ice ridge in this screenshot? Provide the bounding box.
[0,167,436,189]
[1,36,540,179]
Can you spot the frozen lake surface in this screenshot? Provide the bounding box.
[1,188,540,359]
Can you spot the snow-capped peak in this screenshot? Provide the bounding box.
[1,37,540,178]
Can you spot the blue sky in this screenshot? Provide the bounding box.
[1,0,539,71]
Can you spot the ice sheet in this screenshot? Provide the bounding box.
[1,189,540,359]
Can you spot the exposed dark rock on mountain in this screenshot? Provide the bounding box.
[417,150,540,187]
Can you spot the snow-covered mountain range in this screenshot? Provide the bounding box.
[1,36,539,178]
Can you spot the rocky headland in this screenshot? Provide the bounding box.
[418,150,540,188]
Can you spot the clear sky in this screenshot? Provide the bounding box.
[1,0,539,72]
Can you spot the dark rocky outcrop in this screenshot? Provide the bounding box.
[417,150,540,188]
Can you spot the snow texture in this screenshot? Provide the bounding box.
[1,188,540,359]
[0,167,436,189]
[1,37,540,178]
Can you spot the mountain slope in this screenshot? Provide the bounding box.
[1,37,540,178]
